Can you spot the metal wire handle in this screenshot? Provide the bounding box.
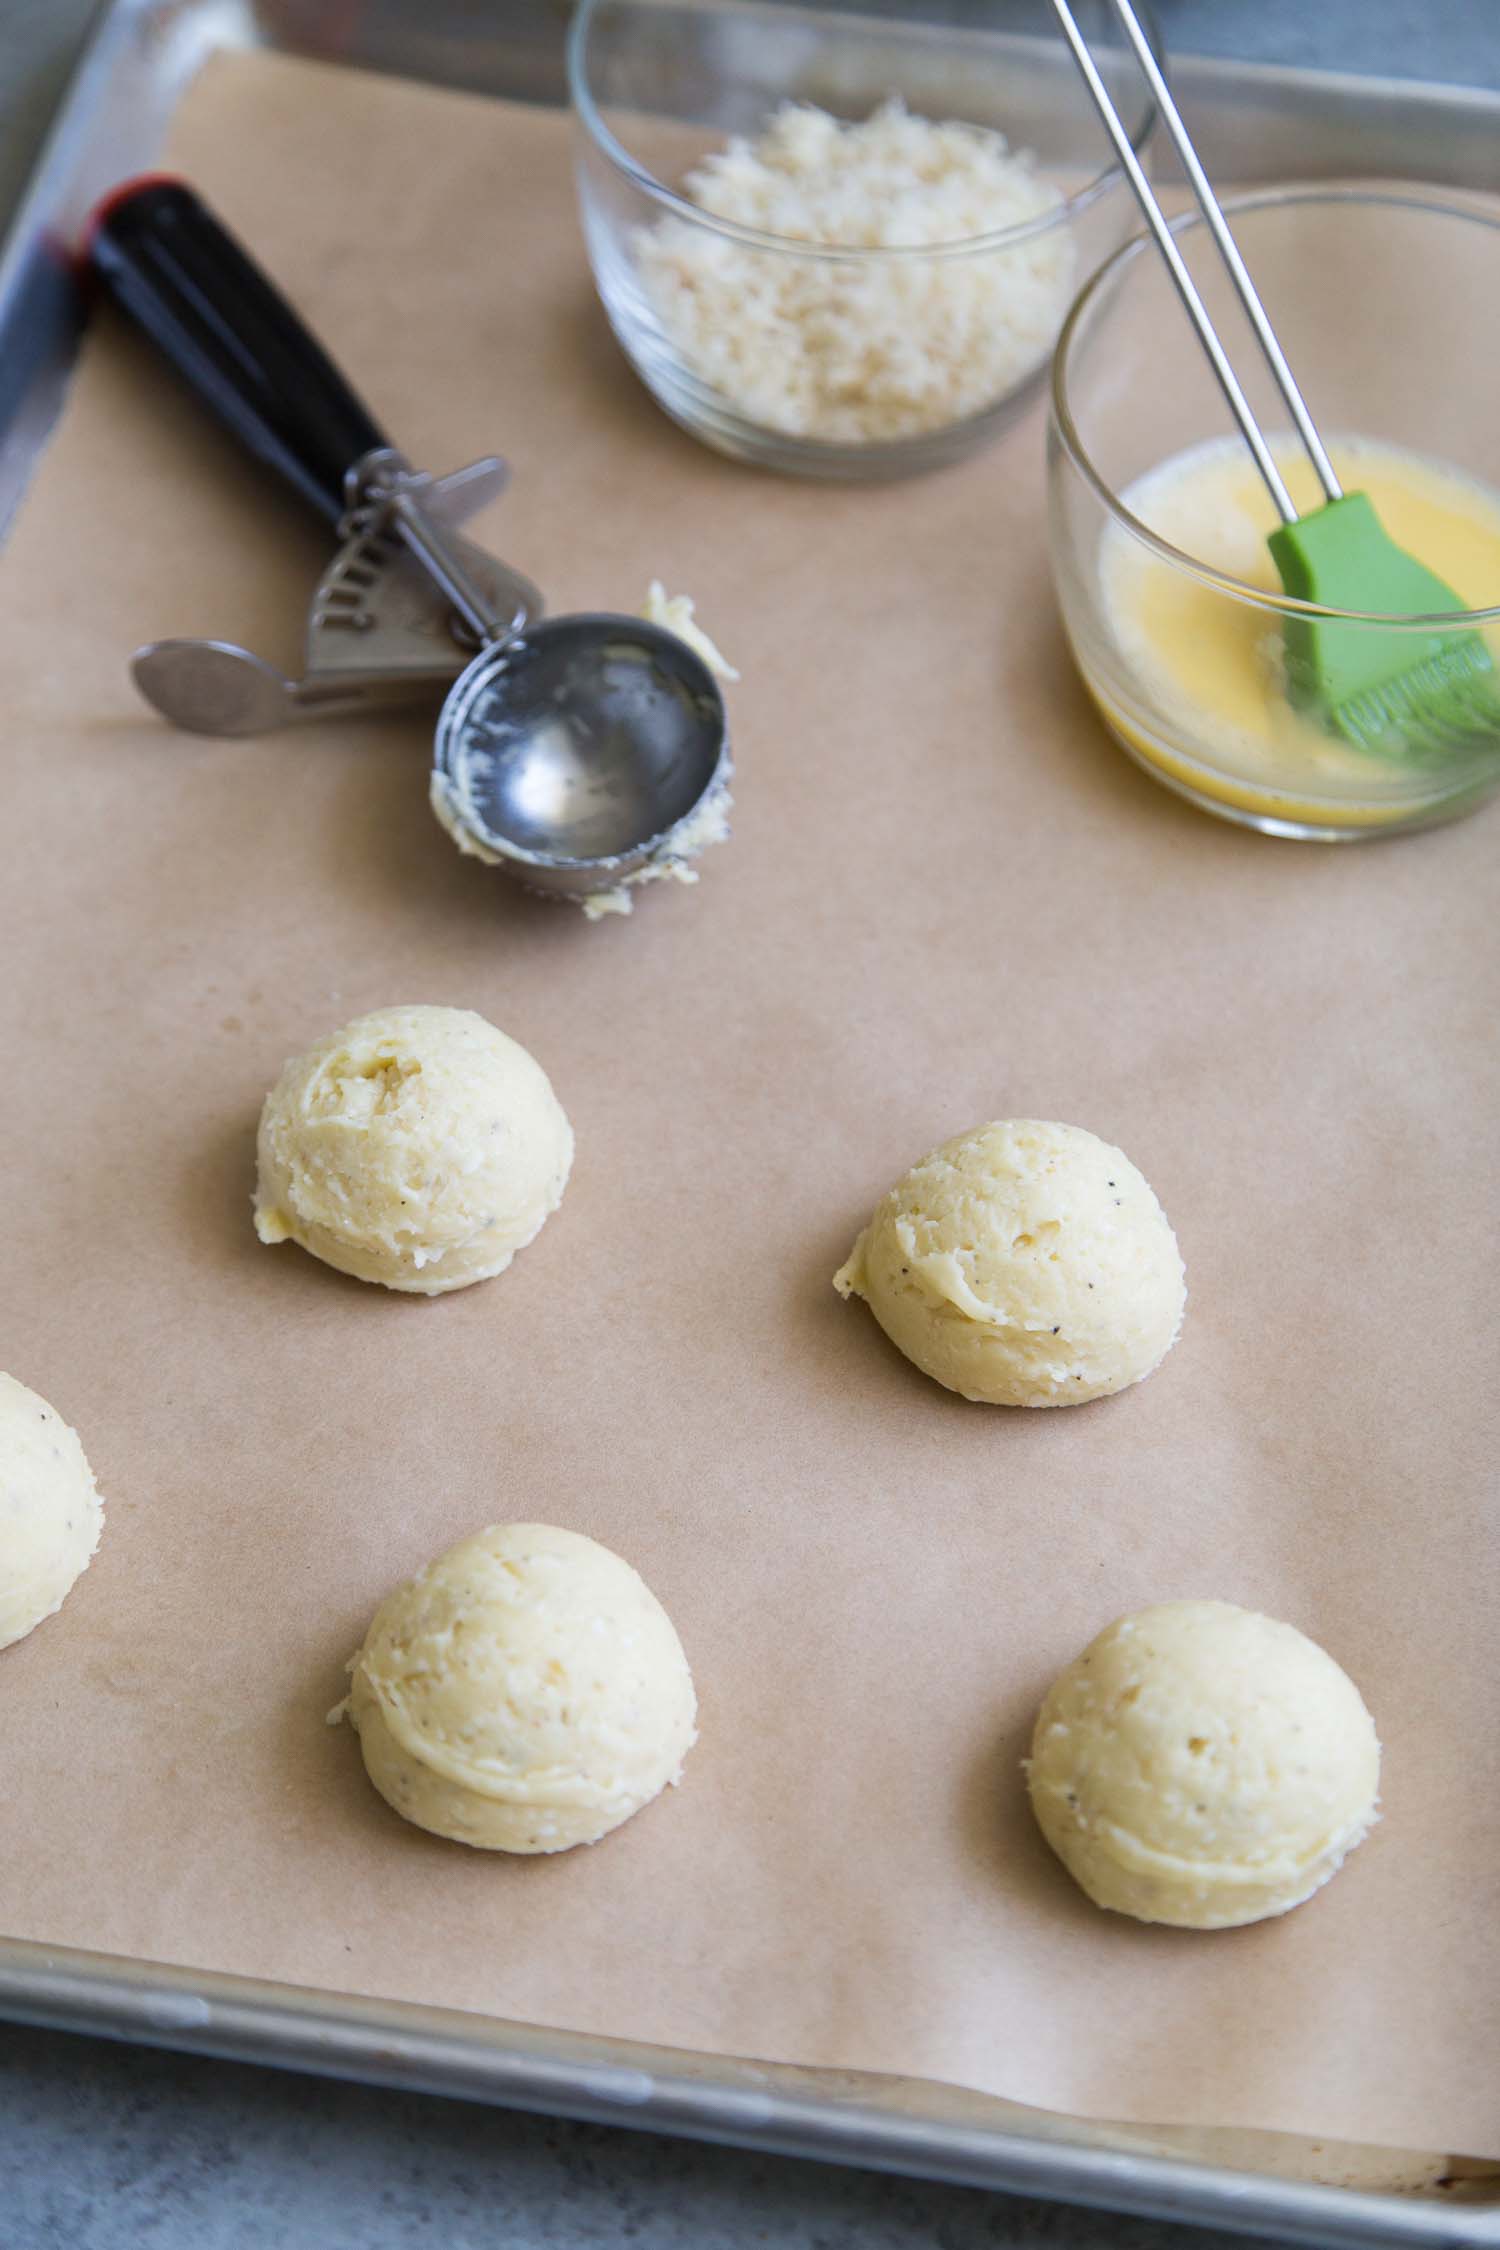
[1049,0,1344,525]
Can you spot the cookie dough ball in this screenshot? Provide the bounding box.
[0,1372,104,1653]
[255,1005,572,1295]
[344,1524,697,1852]
[1028,1601,1381,1929]
[833,1120,1185,1406]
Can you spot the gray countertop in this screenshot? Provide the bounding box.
[2,3,1496,2245]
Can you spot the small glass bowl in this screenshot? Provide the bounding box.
[569,0,1160,479]
[1049,186,1500,839]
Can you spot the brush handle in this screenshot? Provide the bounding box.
[88,177,388,525]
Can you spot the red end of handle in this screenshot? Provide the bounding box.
[85,173,388,523]
[77,171,188,269]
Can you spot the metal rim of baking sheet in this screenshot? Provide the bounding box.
[3,1935,1498,2245]
[1,1,1498,2237]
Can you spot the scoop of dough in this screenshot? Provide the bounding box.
[255,1005,572,1295]
[834,1120,1185,1406]
[344,1524,697,1852]
[1028,1601,1381,1928]
[0,1372,104,1653]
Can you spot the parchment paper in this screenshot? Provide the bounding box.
[1,47,1496,2159]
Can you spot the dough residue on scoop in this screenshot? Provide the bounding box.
[254,1004,572,1295]
[0,1371,104,1652]
[834,1119,1185,1406]
[576,585,738,921]
[640,581,740,684]
[341,1522,698,1852]
[1027,1600,1382,1928]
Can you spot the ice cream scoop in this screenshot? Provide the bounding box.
[89,178,728,903]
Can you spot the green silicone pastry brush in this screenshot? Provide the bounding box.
[1267,494,1497,753]
[1052,0,1500,762]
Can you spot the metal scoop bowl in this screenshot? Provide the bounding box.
[433,619,729,901]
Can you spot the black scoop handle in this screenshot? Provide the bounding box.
[88,177,389,525]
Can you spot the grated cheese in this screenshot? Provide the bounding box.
[635,100,1076,446]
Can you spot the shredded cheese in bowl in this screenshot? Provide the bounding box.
[633,101,1076,448]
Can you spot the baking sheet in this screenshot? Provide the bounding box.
[1,44,1497,2160]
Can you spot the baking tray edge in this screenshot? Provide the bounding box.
[3,1936,1498,2245]
[1,0,1498,2235]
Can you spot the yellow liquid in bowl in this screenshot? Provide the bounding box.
[1095,437,1500,830]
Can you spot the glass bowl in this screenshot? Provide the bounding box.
[569,0,1160,479]
[1049,186,1500,839]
